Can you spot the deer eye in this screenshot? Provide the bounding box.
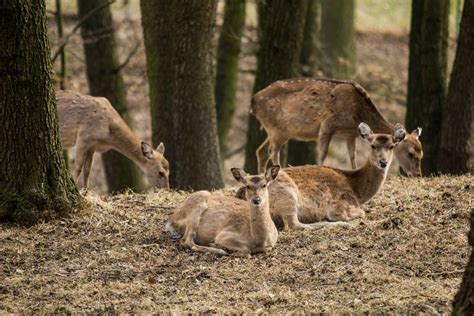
[371,145,376,149]
[158,171,165,177]
[389,145,394,149]
[408,152,415,159]
[262,184,266,188]
[246,185,251,189]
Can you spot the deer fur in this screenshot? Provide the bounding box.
[56,90,169,188]
[237,123,406,230]
[252,77,423,176]
[166,166,280,255]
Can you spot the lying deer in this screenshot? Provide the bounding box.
[165,166,280,255]
[252,78,423,176]
[237,123,406,230]
[56,90,169,188]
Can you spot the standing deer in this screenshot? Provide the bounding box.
[237,123,406,230]
[56,90,169,188]
[252,78,423,176]
[166,166,280,255]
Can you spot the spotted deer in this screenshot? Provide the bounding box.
[166,166,280,255]
[252,78,423,176]
[237,123,406,230]
[56,90,170,188]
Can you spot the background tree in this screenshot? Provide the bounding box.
[405,0,450,175]
[320,0,356,78]
[287,0,320,167]
[215,0,246,156]
[438,0,473,174]
[141,0,224,190]
[0,0,81,224]
[78,0,144,193]
[244,0,308,173]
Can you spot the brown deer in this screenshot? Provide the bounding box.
[237,123,406,230]
[165,166,280,255]
[252,78,423,176]
[56,90,169,188]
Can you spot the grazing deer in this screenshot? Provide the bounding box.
[165,166,280,255]
[237,123,406,230]
[56,90,169,188]
[252,78,423,176]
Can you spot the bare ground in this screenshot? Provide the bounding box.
[1,175,473,313]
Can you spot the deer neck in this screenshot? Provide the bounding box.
[108,123,148,170]
[249,201,275,245]
[361,111,394,135]
[346,159,389,204]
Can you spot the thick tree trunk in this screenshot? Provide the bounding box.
[0,0,81,224]
[406,0,450,176]
[320,0,356,78]
[77,0,144,193]
[215,0,246,156]
[438,0,473,174]
[141,0,224,190]
[243,0,308,174]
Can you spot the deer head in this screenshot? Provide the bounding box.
[394,128,423,177]
[359,122,406,171]
[231,165,280,207]
[141,141,170,188]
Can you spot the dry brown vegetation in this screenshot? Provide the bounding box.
[1,175,472,313]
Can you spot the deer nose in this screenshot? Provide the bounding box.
[379,159,388,168]
[251,196,261,205]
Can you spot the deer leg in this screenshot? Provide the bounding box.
[346,137,357,169]
[181,231,229,255]
[318,126,334,166]
[283,213,319,230]
[256,137,270,174]
[269,139,285,168]
[73,142,89,184]
[214,231,250,254]
[82,150,95,188]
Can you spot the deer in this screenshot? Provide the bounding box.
[165,165,281,255]
[56,90,170,188]
[236,123,406,230]
[252,78,423,177]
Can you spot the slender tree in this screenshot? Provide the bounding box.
[141,0,224,189]
[244,0,308,173]
[215,0,246,156]
[0,0,81,224]
[406,0,450,175]
[438,0,473,174]
[320,0,356,78]
[77,0,144,192]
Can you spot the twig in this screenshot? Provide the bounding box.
[225,144,246,159]
[51,0,115,63]
[114,41,141,73]
[425,269,464,277]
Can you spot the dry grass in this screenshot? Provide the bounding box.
[1,175,472,313]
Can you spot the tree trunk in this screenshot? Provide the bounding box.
[453,211,474,314]
[405,0,450,176]
[215,0,246,156]
[320,0,356,78]
[243,0,308,174]
[287,0,320,167]
[141,0,224,190]
[438,0,473,175]
[0,0,81,224]
[77,0,144,193]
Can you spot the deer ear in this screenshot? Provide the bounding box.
[231,168,247,183]
[393,124,407,143]
[156,142,165,154]
[411,127,422,139]
[358,122,373,140]
[141,141,154,159]
[265,165,280,182]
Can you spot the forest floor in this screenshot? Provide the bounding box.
[1,175,472,313]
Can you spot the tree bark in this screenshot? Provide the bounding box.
[320,0,356,78]
[215,0,246,156]
[0,0,81,224]
[243,0,308,174]
[406,0,450,176]
[77,0,144,193]
[438,0,473,174]
[141,0,224,190]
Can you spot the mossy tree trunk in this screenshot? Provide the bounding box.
[215,0,246,156]
[438,0,473,175]
[141,0,224,190]
[77,0,144,193]
[406,0,450,176]
[243,0,308,174]
[0,0,81,224]
[320,0,356,78]
[287,0,320,167]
